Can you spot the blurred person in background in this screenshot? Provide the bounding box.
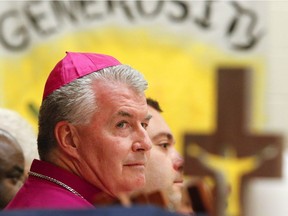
[138,98,192,214]
[0,108,38,176]
[0,128,25,209]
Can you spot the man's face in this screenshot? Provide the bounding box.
[75,81,152,197]
[144,106,184,194]
[0,138,25,209]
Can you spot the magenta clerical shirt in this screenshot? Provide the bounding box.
[5,159,102,210]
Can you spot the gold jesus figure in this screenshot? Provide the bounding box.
[187,144,278,216]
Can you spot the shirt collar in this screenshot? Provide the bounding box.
[30,159,102,204]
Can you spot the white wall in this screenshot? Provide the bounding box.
[245,2,288,215]
[265,1,288,148]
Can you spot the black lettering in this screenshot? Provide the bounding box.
[50,1,80,24]
[227,1,264,50]
[195,0,214,28]
[24,1,57,36]
[79,0,105,20]
[0,10,29,51]
[136,1,163,18]
[167,1,189,22]
[107,1,134,21]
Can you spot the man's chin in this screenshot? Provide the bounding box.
[167,185,183,206]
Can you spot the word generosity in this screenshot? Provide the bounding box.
[0,0,263,52]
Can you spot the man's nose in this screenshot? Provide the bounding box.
[173,153,184,172]
[132,128,152,152]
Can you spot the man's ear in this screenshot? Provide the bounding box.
[54,121,80,159]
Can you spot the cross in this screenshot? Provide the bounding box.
[183,67,283,216]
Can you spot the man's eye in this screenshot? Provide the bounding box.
[7,174,24,185]
[141,123,148,130]
[116,121,128,128]
[159,143,169,149]
[9,177,21,185]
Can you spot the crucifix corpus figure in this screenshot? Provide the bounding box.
[184,67,283,216]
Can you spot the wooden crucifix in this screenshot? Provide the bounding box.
[183,67,283,216]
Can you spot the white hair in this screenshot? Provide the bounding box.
[38,64,148,160]
[0,108,38,168]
